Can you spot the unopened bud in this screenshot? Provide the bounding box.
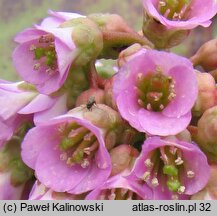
[193,71,217,117]
[61,17,103,66]
[190,39,217,71]
[104,77,118,111]
[88,13,135,34]
[118,44,143,67]
[196,106,217,161]
[75,88,105,107]
[110,144,139,176]
[83,104,123,129]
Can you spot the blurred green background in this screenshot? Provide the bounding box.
[0,0,216,81]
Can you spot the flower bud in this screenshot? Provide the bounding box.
[190,39,217,71]
[104,77,118,111]
[61,17,103,66]
[191,164,217,200]
[193,71,217,117]
[75,88,105,107]
[110,144,139,176]
[87,13,135,34]
[118,44,143,68]
[196,106,217,161]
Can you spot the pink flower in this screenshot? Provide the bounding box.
[142,0,217,29]
[40,10,84,28]
[21,113,111,194]
[128,136,210,200]
[29,181,86,200]
[0,81,67,147]
[86,173,152,200]
[113,49,198,136]
[13,26,76,94]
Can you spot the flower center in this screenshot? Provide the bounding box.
[136,67,176,111]
[57,122,99,168]
[29,34,57,75]
[98,188,142,200]
[141,146,195,199]
[157,0,191,20]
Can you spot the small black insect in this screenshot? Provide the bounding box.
[86,96,96,111]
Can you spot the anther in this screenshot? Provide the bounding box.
[172,194,179,200]
[151,177,159,187]
[175,157,184,165]
[178,186,185,194]
[33,63,41,70]
[146,103,152,111]
[142,171,151,182]
[159,104,164,110]
[60,153,67,161]
[144,158,153,168]
[187,171,195,178]
[81,159,90,168]
[29,45,36,51]
[159,1,166,7]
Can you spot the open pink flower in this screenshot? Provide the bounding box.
[40,10,85,28]
[21,113,111,194]
[113,49,198,136]
[13,26,76,94]
[127,136,210,200]
[0,81,67,147]
[86,173,152,200]
[142,0,217,29]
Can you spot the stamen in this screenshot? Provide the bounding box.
[159,1,166,7]
[33,63,41,70]
[60,152,67,161]
[83,141,98,155]
[169,146,177,155]
[187,170,195,178]
[81,158,90,168]
[178,186,185,194]
[175,157,184,165]
[144,158,153,168]
[138,99,145,107]
[160,147,169,164]
[151,177,159,187]
[66,157,74,166]
[164,8,171,18]
[29,44,36,51]
[159,104,164,110]
[146,103,152,111]
[172,194,179,200]
[142,171,151,181]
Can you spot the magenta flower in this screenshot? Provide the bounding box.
[13,26,76,94]
[127,136,210,200]
[142,0,217,29]
[40,10,85,28]
[113,49,198,136]
[86,173,152,200]
[21,113,111,194]
[29,181,86,200]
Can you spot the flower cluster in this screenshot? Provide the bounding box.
[1,0,217,200]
